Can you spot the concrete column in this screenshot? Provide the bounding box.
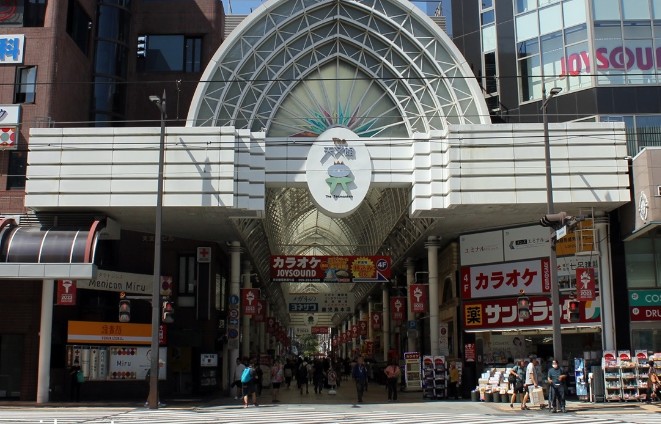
[228,241,241,389]
[406,258,416,352]
[36,279,54,403]
[242,261,252,356]
[426,236,441,356]
[260,303,268,353]
[595,215,616,350]
[382,283,390,361]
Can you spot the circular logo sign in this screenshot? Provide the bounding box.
[305,127,372,218]
[639,191,649,221]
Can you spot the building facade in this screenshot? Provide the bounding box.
[0,0,633,403]
[451,0,661,359]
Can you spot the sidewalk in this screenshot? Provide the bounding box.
[482,397,661,415]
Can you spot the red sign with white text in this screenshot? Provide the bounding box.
[576,267,596,301]
[463,295,600,330]
[410,284,428,313]
[56,279,77,305]
[359,320,368,336]
[241,288,260,315]
[270,255,391,283]
[370,311,382,330]
[311,326,329,334]
[253,299,265,322]
[351,324,358,338]
[461,258,550,300]
[390,296,406,322]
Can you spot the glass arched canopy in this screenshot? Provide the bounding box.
[187,0,490,326]
[188,0,489,134]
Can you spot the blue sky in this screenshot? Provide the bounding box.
[222,0,452,35]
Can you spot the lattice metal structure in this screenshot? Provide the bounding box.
[190,0,490,326]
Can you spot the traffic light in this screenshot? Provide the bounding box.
[517,295,530,320]
[568,299,581,322]
[540,212,569,229]
[162,300,174,324]
[119,299,131,323]
[137,35,147,57]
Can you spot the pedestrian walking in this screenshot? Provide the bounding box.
[521,359,539,410]
[284,359,294,389]
[297,360,309,394]
[448,362,460,400]
[231,357,246,400]
[313,360,325,394]
[547,359,566,413]
[509,359,525,409]
[384,359,401,402]
[241,359,258,407]
[271,359,284,403]
[352,356,368,403]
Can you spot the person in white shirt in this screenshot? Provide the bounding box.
[521,358,539,410]
[232,357,246,400]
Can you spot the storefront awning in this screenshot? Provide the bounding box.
[623,221,661,241]
[0,217,104,280]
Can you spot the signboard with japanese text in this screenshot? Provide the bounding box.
[0,35,24,64]
[57,279,77,305]
[629,289,661,322]
[460,258,550,299]
[557,256,599,284]
[409,284,428,313]
[390,296,406,322]
[370,311,382,330]
[576,268,596,301]
[503,226,551,262]
[284,291,354,313]
[67,321,166,345]
[288,303,318,313]
[465,343,476,362]
[462,295,601,330]
[271,255,391,283]
[311,326,329,335]
[555,220,594,256]
[459,230,503,266]
[241,288,260,315]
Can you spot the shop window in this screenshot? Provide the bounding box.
[625,236,658,288]
[66,0,92,56]
[14,66,36,104]
[516,0,538,14]
[484,52,498,94]
[178,254,197,296]
[0,0,46,27]
[138,35,202,73]
[7,150,27,190]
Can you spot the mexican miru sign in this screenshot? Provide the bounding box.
[305,127,372,218]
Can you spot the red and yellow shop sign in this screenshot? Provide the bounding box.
[67,320,153,345]
[463,295,601,330]
[270,255,391,283]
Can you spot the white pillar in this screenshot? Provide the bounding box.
[242,261,252,357]
[382,283,390,361]
[426,236,441,356]
[228,241,241,389]
[595,215,616,350]
[37,279,54,403]
[406,258,416,352]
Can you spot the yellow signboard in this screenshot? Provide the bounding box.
[67,320,151,345]
[556,219,594,257]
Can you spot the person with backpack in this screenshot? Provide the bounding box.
[352,355,369,403]
[297,360,309,394]
[509,359,526,409]
[241,359,258,407]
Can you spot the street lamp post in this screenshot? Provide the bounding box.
[542,85,562,362]
[148,90,166,409]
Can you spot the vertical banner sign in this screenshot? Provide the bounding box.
[253,299,265,322]
[465,343,476,362]
[56,280,77,305]
[241,288,260,315]
[197,246,211,263]
[576,267,596,301]
[359,320,368,337]
[391,296,406,322]
[370,311,382,330]
[351,324,358,339]
[439,322,449,356]
[410,284,428,313]
[267,316,275,333]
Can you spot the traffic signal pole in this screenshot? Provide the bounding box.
[543,86,563,363]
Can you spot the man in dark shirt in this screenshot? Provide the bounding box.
[547,359,566,413]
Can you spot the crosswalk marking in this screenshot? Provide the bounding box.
[0,405,660,424]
